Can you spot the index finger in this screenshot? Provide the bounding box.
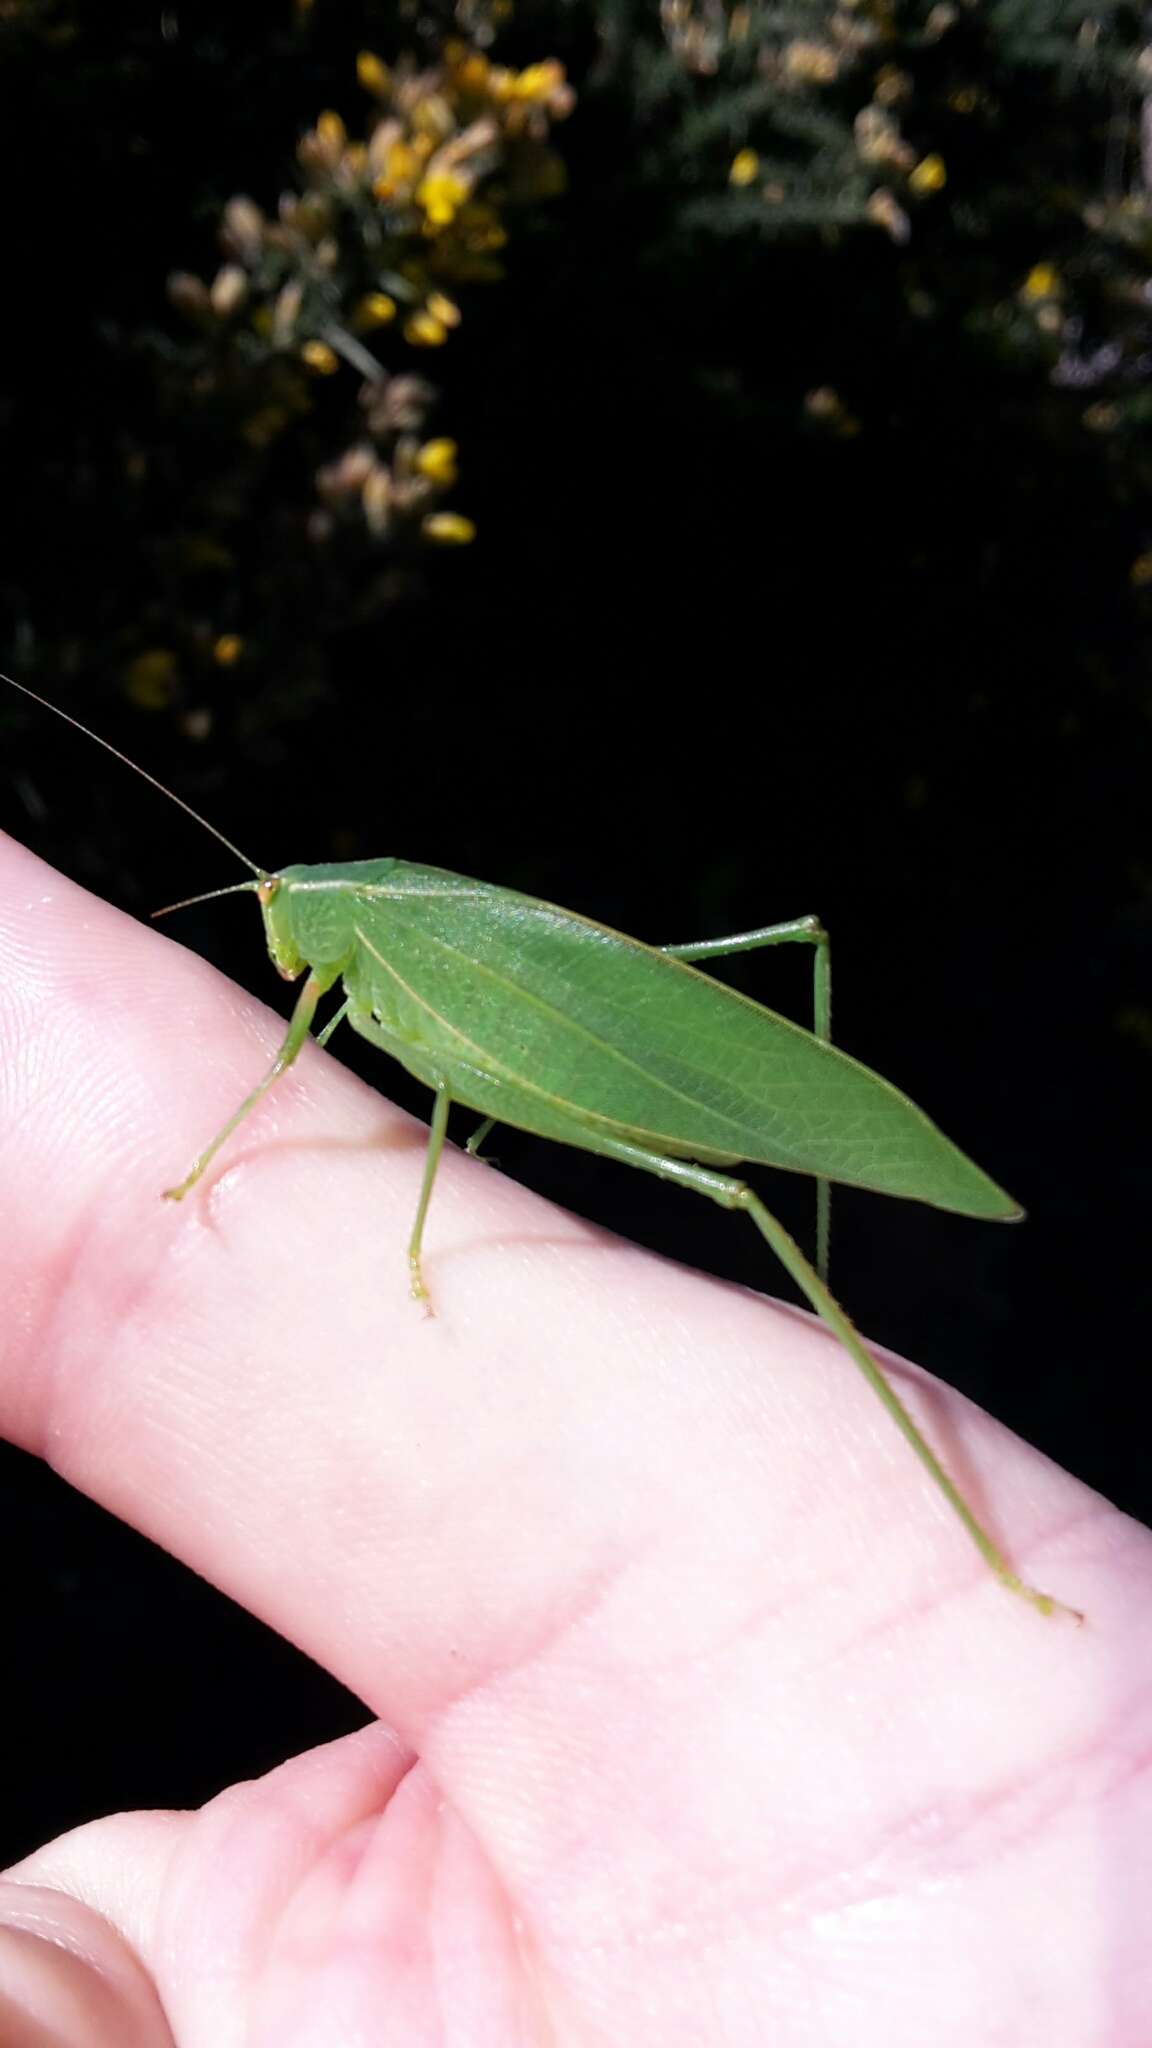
[0,830,1108,1739]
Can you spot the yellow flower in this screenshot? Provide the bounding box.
[316,110,347,151]
[301,340,339,374]
[415,438,459,485]
[125,649,178,709]
[1130,553,1152,586]
[455,52,490,93]
[356,50,390,98]
[372,140,420,200]
[426,290,461,327]
[416,168,470,227]
[729,149,759,188]
[1022,263,1061,301]
[213,634,243,666]
[909,153,946,194]
[512,61,564,102]
[411,94,454,141]
[423,512,476,544]
[404,311,448,347]
[356,292,398,327]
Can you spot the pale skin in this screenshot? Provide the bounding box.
[1,829,1151,2047]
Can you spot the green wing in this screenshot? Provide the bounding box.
[338,862,1019,1219]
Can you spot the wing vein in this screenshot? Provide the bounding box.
[351,922,751,1154]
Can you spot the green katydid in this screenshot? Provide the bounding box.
[4,673,1080,1622]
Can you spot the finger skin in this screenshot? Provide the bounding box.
[2,830,1151,2046]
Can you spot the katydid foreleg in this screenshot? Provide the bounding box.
[408,1081,453,1307]
[164,971,335,1201]
[571,1128,1074,1621]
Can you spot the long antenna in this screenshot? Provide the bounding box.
[151,880,257,919]
[1,671,263,876]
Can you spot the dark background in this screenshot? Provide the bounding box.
[1,0,1149,1868]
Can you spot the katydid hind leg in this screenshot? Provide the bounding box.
[571,1128,1078,1621]
[661,915,832,1283]
[408,1082,453,1310]
[164,971,332,1201]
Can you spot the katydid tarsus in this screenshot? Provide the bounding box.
[3,673,1080,1622]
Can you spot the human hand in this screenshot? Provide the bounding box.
[1,831,1148,2047]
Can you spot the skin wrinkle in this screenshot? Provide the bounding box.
[141,1731,418,2014]
[499,1710,1095,1983]
[29,1139,215,1471]
[415,1497,1147,2019]
[799,1496,1103,1679]
[249,1779,418,2001]
[419,1536,644,1727]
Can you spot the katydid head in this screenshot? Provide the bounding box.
[158,872,308,982]
[256,873,308,981]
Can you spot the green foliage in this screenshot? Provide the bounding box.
[608,0,1152,412]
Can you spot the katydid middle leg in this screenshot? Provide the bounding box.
[466,1116,497,1160]
[316,997,350,1050]
[661,917,832,1280]
[578,1128,1074,1621]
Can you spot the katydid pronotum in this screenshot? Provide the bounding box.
[4,674,1080,1622]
